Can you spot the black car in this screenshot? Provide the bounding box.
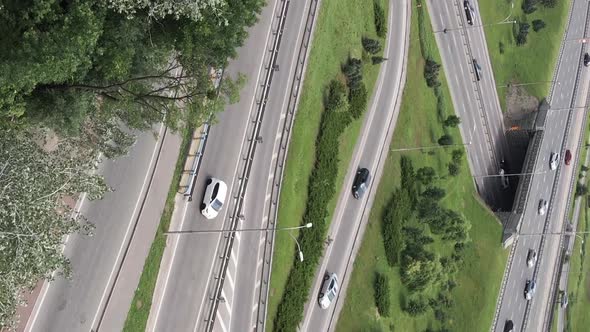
[584,53,590,67]
[352,168,371,199]
[473,58,482,81]
[464,0,474,25]
[503,320,514,332]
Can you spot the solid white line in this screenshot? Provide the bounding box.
[227,271,235,290]
[216,310,228,332]
[89,123,166,330]
[231,250,238,267]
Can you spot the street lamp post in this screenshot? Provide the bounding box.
[438,20,516,34]
[473,170,548,178]
[497,81,560,88]
[549,105,588,112]
[390,141,472,152]
[166,223,313,262]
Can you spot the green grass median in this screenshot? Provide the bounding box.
[478,0,571,111]
[335,2,507,331]
[566,198,590,331]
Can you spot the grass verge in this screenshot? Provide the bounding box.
[478,0,571,110]
[122,126,192,332]
[265,0,388,329]
[335,2,507,331]
[566,197,590,331]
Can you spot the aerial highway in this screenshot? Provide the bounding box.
[427,0,510,210]
[298,0,410,330]
[24,126,181,332]
[492,0,590,329]
[145,0,319,331]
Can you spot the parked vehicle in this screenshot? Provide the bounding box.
[318,273,339,309]
[201,178,228,219]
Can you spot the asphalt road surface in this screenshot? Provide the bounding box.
[427,0,510,210]
[299,0,410,330]
[145,1,318,331]
[492,0,590,330]
[24,125,180,332]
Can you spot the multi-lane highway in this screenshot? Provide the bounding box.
[492,0,590,329]
[298,0,410,330]
[145,0,318,330]
[24,126,181,332]
[427,0,510,210]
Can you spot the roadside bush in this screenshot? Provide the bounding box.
[532,19,546,32]
[382,189,411,266]
[422,187,446,201]
[362,37,382,54]
[576,183,588,196]
[515,21,531,46]
[349,82,368,119]
[438,134,453,146]
[273,78,353,331]
[325,80,348,112]
[416,167,436,185]
[451,149,464,164]
[444,115,461,127]
[372,56,386,65]
[343,57,364,90]
[448,162,460,176]
[374,273,391,316]
[522,0,538,14]
[404,296,429,316]
[424,58,441,88]
[373,0,387,38]
[541,0,557,8]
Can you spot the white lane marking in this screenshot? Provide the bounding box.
[216,310,228,332]
[90,124,166,330]
[227,270,235,290]
[231,250,238,267]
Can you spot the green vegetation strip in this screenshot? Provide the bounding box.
[123,126,192,332]
[566,197,590,331]
[478,0,571,110]
[335,2,507,331]
[265,0,388,330]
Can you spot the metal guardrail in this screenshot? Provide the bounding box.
[521,3,590,330]
[254,0,321,330]
[203,0,290,330]
[183,122,211,200]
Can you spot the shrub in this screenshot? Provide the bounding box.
[451,149,464,164]
[576,183,588,196]
[438,134,453,146]
[373,0,387,37]
[499,41,505,54]
[522,0,537,14]
[343,57,363,90]
[422,187,446,201]
[273,78,353,331]
[424,58,441,88]
[444,115,461,127]
[532,19,546,32]
[325,80,348,112]
[382,189,411,266]
[516,22,531,46]
[349,82,368,119]
[374,273,391,316]
[541,0,557,8]
[372,56,386,65]
[448,162,460,176]
[416,167,436,185]
[362,37,382,54]
[404,296,428,316]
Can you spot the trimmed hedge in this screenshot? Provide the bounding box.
[374,272,391,316]
[273,80,353,331]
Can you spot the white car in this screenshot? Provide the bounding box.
[538,199,548,215]
[201,178,227,219]
[526,249,537,268]
[318,273,339,309]
[550,152,560,170]
[524,280,536,300]
[499,168,509,189]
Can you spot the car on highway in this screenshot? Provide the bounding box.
[565,149,572,165]
[503,320,514,332]
[526,249,537,268]
[550,152,560,170]
[464,0,474,25]
[584,53,590,67]
[201,177,228,219]
[318,272,339,309]
[562,292,569,308]
[352,168,371,199]
[473,58,482,81]
[524,279,536,300]
[538,199,548,215]
[499,168,509,189]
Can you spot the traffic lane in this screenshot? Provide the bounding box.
[222,0,313,327]
[149,2,280,329]
[27,128,164,332]
[526,66,590,331]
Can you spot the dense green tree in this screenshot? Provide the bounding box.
[372,56,386,65]
[382,189,412,266]
[444,115,461,127]
[532,19,546,32]
[576,183,588,196]
[362,37,382,54]
[416,167,436,185]
[522,0,538,13]
[373,0,387,37]
[374,272,391,316]
[405,296,428,316]
[401,258,442,291]
[448,162,460,176]
[424,58,441,88]
[343,58,364,90]
[438,134,454,146]
[422,187,446,201]
[348,82,368,119]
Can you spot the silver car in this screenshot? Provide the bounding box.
[524,280,536,300]
[538,199,548,216]
[526,249,537,268]
[550,152,560,170]
[318,273,339,309]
